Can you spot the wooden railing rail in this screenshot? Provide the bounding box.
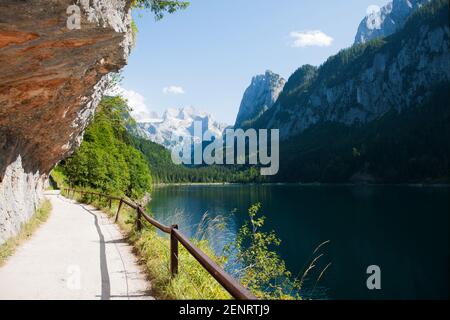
[62,188,256,300]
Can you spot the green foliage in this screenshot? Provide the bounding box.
[131,19,139,37]
[131,135,264,184]
[131,0,189,20]
[273,86,450,183]
[225,203,300,299]
[403,0,449,30]
[48,165,66,190]
[275,64,318,110]
[60,97,152,198]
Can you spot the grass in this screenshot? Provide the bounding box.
[48,166,66,190]
[65,190,232,299]
[132,227,232,299]
[0,199,52,266]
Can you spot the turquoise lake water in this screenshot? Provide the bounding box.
[148,184,449,299]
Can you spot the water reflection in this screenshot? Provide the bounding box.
[149,184,450,299]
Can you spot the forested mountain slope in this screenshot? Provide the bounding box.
[254,0,449,183]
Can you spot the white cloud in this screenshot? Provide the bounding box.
[107,86,159,122]
[118,88,148,113]
[289,30,333,48]
[163,85,185,95]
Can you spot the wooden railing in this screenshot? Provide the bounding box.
[62,188,256,300]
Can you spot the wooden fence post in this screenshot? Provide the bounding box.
[136,207,142,231]
[170,224,179,277]
[114,199,123,223]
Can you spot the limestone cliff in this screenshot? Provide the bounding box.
[234,70,285,128]
[0,0,133,244]
[354,0,431,44]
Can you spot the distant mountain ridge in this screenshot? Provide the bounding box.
[256,0,449,140]
[237,0,438,135]
[354,0,431,44]
[234,70,285,128]
[137,106,228,150]
[253,0,450,183]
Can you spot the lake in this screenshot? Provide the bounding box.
[148,184,449,300]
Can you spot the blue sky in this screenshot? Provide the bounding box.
[120,0,387,124]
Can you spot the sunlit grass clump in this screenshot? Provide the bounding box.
[0,199,52,266]
[132,228,232,299]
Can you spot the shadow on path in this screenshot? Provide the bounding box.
[79,205,111,300]
[55,195,152,300]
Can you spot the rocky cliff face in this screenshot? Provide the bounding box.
[259,0,449,139]
[355,0,431,44]
[0,0,133,244]
[234,70,285,128]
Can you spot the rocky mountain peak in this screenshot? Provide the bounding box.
[234,70,286,128]
[354,0,431,44]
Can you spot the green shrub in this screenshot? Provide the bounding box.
[224,203,301,299]
[131,0,189,20]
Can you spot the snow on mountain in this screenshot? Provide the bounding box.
[136,106,228,150]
